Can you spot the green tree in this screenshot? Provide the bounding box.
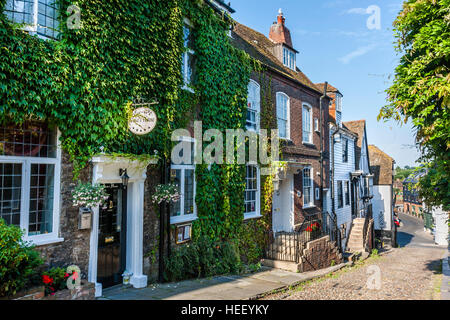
[378,0,450,210]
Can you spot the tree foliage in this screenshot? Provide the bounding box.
[378,0,450,210]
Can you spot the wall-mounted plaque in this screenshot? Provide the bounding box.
[128,107,157,135]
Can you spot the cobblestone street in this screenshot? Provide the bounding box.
[262,214,447,300]
[261,246,444,300]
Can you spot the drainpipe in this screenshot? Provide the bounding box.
[319,82,328,214]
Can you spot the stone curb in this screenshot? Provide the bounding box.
[246,262,350,300]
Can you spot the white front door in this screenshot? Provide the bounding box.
[272,173,294,232]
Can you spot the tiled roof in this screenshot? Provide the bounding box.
[368,145,395,185]
[316,83,340,94]
[343,120,366,169]
[232,22,323,95]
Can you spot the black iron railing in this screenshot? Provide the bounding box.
[265,213,338,263]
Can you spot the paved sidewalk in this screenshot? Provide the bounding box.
[442,248,450,300]
[101,264,347,300]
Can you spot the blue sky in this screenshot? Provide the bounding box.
[231,0,420,168]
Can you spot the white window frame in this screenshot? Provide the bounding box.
[302,167,314,208]
[302,103,313,144]
[246,80,260,132]
[4,0,60,40]
[314,118,319,133]
[282,46,296,70]
[244,164,261,220]
[170,136,197,225]
[182,18,195,92]
[0,129,63,246]
[276,92,290,140]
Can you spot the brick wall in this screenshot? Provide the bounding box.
[35,152,92,278]
[143,166,162,283]
[250,70,330,227]
[299,235,342,272]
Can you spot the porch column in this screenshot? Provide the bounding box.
[129,179,148,288]
[88,206,102,297]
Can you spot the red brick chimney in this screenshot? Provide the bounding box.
[269,9,293,48]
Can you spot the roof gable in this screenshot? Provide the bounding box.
[232,22,322,95]
[343,120,370,172]
[368,145,395,185]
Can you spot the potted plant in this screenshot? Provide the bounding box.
[72,182,109,210]
[151,183,180,205]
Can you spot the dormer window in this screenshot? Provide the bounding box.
[282,47,296,70]
[4,0,60,40]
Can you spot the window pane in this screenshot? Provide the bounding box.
[184,169,194,216]
[37,0,60,39]
[278,119,286,138]
[170,170,182,217]
[0,163,22,227]
[303,187,311,206]
[183,24,193,50]
[244,165,257,214]
[0,122,56,158]
[187,52,195,84]
[4,0,34,25]
[28,163,54,235]
[246,109,257,131]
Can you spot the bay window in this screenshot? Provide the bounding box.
[276,92,290,140]
[4,0,60,39]
[0,121,61,245]
[244,165,260,219]
[246,80,260,131]
[303,167,314,207]
[170,138,196,224]
[302,103,312,144]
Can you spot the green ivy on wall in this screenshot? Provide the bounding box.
[0,0,276,268]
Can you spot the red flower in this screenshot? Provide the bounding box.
[306,222,321,232]
[64,273,70,278]
[42,275,53,285]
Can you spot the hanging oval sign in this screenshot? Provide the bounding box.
[128,107,157,135]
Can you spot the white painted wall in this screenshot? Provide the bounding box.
[372,185,393,231]
[432,206,449,246]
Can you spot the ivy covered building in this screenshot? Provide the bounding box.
[0,0,349,296]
